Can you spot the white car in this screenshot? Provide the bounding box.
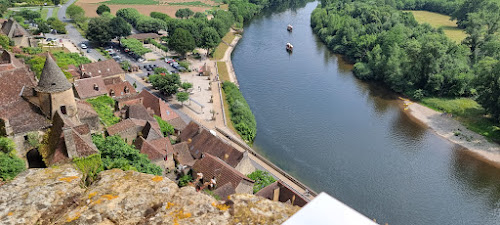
[80,44,87,49]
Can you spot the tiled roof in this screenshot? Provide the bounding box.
[192,154,254,190]
[127,104,155,122]
[70,129,99,158]
[0,100,51,134]
[80,59,124,78]
[167,117,187,131]
[179,122,243,168]
[106,80,136,98]
[172,142,196,166]
[141,121,163,141]
[134,136,166,160]
[106,118,138,136]
[76,101,98,119]
[255,180,309,207]
[103,77,122,85]
[137,90,180,121]
[73,76,108,99]
[127,33,162,40]
[1,19,29,38]
[213,183,236,201]
[36,54,72,93]
[150,137,173,155]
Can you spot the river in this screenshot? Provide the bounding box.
[231,1,500,225]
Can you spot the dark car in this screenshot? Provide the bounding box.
[144,65,148,69]
[146,67,152,71]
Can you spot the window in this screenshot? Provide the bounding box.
[60,105,67,115]
[124,87,130,93]
[93,84,99,91]
[110,90,115,96]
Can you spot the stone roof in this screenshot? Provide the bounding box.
[106,80,135,98]
[167,117,187,131]
[1,19,29,38]
[76,101,98,120]
[36,54,72,93]
[141,121,163,141]
[0,100,51,134]
[80,59,124,78]
[103,77,122,85]
[172,142,196,167]
[179,122,243,168]
[137,90,180,121]
[192,154,254,191]
[255,180,309,207]
[127,33,162,40]
[107,118,140,136]
[74,76,108,99]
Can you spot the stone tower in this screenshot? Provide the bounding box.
[35,54,78,123]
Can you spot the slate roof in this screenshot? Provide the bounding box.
[192,154,254,190]
[69,128,99,158]
[255,180,309,207]
[127,104,156,122]
[73,76,108,99]
[1,19,29,38]
[80,59,124,78]
[36,54,72,93]
[179,122,243,168]
[106,80,136,98]
[134,136,166,161]
[172,142,196,166]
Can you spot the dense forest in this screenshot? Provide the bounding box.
[311,0,500,121]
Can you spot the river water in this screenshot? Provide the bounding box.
[231,2,500,225]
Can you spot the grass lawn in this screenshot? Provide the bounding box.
[216,61,230,82]
[421,97,500,142]
[213,42,228,60]
[222,32,236,45]
[404,10,467,43]
[169,1,213,7]
[102,0,159,5]
[53,7,60,18]
[41,8,49,20]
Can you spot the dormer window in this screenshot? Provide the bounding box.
[124,87,130,93]
[110,89,115,96]
[93,83,99,91]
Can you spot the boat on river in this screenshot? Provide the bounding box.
[286,42,293,52]
[287,24,293,32]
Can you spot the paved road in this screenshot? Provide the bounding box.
[57,0,105,61]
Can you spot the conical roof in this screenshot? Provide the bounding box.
[36,54,71,93]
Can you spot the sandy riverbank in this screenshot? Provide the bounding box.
[403,100,500,168]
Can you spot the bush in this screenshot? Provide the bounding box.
[247,170,276,194]
[73,153,103,187]
[92,135,162,175]
[0,152,26,181]
[149,38,168,52]
[120,38,152,56]
[222,81,256,143]
[86,96,120,126]
[0,137,16,154]
[154,115,175,136]
[178,174,193,187]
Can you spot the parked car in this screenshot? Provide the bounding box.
[137,58,145,62]
[80,43,87,49]
[146,67,152,71]
[87,49,91,53]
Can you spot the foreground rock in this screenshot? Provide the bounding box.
[0,166,299,225]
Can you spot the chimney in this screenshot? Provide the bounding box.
[93,83,99,91]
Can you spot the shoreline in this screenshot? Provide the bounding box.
[403,99,500,168]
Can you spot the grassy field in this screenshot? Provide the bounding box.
[53,7,59,18]
[169,1,212,7]
[216,61,230,82]
[213,42,228,60]
[222,32,235,44]
[41,8,48,20]
[421,97,500,142]
[404,10,467,43]
[102,0,159,5]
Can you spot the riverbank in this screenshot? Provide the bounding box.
[403,99,500,168]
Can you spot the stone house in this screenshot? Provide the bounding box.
[79,59,125,80]
[73,76,108,99]
[192,153,255,194]
[0,18,31,47]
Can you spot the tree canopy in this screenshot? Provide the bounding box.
[149,73,181,96]
[200,27,221,54]
[96,4,111,15]
[175,8,194,19]
[168,28,196,58]
[120,38,151,56]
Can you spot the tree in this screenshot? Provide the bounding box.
[181,82,193,91]
[96,4,111,15]
[247,170,276,193]
[116,8,141,26]
[120,38,152,56]
[194,12,206,19]
[92,135,162,175]
[0,152,26,181]
[168,28,195,58]
[136,17,167,33]
[0,34,10,50]
[36,21,51,34]
[154,115,175,136]
[53,0,61,5]
[18,9,40,22]
[47,17,67,34]
[0,137,16,154]
[109,16,132,38]
[175,8,194,19]
[149,73,181,96]
[87,16,113,45]
[67,4,85,18]
[176,92,189,106]
[200,27,221,55]
[120,60,131,71]
[474,57,500,121]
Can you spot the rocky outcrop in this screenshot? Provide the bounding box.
[0,166,300,225]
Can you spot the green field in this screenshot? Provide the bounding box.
[41,8,48,20]
[404,10,467,43]
[53,7,59,18]
[168,1,213,7]
[102,0,159,5]
[421,97,500,142]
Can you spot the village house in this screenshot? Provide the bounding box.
[0,51,100,166]
[256,180,309,207]
[172,141,196,175]
[105,79,136,99]
[134,90,187,132]
[79,59,125,80]
[73,76,108,99]
[192,153,255,194]
[0,18,32,47]
[178,122,255,175]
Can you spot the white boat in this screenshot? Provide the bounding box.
[286,42,293,51]
[287,24,293,32]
